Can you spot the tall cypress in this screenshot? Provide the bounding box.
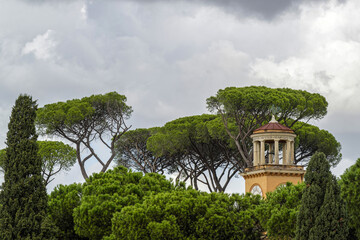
[296,152,348,240]
[0,95,48,239]
[309,175,348,239]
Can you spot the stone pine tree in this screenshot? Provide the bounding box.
[296,152,348,240]
[0,95,49,239]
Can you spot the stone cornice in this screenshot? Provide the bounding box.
[240,167,306,179]
[251,132,296,142]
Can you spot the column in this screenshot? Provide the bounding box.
[290,141,295,165]
[282,142,287,165]
[274,140,279,164]
[253,141,259,165]
[256,141,260,165]
[269,143,273,164]
[286,140,291,165]
[260,140,265,165]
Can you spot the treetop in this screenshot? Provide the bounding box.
[207,86,328,123]
[36,92,132,135]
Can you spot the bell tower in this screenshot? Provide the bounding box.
[240,116,305,197]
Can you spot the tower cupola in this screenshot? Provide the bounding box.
[240,115,305,198]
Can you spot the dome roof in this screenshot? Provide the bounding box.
[253,116,294,134]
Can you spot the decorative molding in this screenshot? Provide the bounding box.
[252,135,295,141]
[241,169,305,179]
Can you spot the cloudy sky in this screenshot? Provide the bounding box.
[0,0,359,193]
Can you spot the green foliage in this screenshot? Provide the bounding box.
[37,91,132,137]
[255,182,305,239]
[108,190,262,240]
[147,114,239,192]
[36,92,133,179]
[206,86,329,167]
[38,141,76,185]
[296,152,348,240]
[148,114,231,155]
[0,141,77,186]
[339,158,360,239]
[115,127,170,174]
[147,112,340,191]
[0,95,49,239]
[207,86,327,123]
[309,176,348,239]
[292,121,341,167]
[0,149,4,176]
[48,183,87,240]
[73,166,178,240]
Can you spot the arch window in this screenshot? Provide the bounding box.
[250,184,263,196]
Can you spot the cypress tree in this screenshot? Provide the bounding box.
[309,175,348,239]
[296,152,348,240]
[0,95,48,239]
[339,158,360,239]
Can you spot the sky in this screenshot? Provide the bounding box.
[0,0,359,193]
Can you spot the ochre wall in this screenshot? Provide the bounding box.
[245,173,304,198]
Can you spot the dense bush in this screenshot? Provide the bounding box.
[107,190,262,240]
[73,166,179,240]
[47,162,353,240]
[48,167,266,240]
[255,182,305,239]
[48,183,86,240]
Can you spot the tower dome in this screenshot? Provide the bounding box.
[253,115,294,134]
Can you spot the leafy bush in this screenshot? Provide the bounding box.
[255,182,305,239]
[73,166,178,240]
[48,183,86,240]
[107,190,261,240]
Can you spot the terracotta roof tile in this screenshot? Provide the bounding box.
[253,122,294,134]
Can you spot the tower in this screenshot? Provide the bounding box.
[240,116,305,197]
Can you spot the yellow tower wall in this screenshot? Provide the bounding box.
[241,165,305,198]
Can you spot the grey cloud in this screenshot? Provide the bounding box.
[95,0,348,20]
[204,0,347,20]
[19,0,347,20]
[124,0,349,20]
[199,0,304,20]
[313,71,332,88]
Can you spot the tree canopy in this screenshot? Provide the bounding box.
[38,141,76,185]
[147,114,239,192]
[36,92,132,179]
[146,113,340,191]
[115,128,171,174]
[207,86,329,167]
[292,121,341,166]
[0,141,76,186]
